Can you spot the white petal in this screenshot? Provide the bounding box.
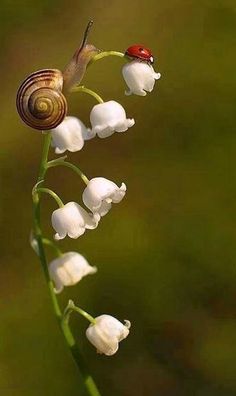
[111,182,127,203]
[98,200,112,216]
[63,252,97,279]
[54,232,66,241]
[125,89,132,96]
[55,147,66,154]
[51,202,98,240]
[68,226,85,239]
[82,128,96,141]
[49,252,97,293]
[82,177,126,217]
[50,116,86,154]
[126,118,135,128]
[122,60,160,96]
[90,101,134,138]
[97,126,115,139]
[154,72,161,80]
[54,283,64,294]
[86,314,130,356]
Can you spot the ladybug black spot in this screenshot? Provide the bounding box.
[139,47,144,52]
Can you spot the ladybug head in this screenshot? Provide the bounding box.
[125,45,154,64]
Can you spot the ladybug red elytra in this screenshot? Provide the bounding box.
[125,45,154,64]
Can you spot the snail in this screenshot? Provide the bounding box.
[16,69,67,130]
[16,20,99,130]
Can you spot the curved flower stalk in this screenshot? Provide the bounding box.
[62,301,131,356]
[16,19,161,396]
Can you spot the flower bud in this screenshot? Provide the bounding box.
[122,60,161,96]
[82,177,126,217]
[50,116,95,154]
[86,315,131,356]
[51,202,100,240]
[90,100,135,138]
[49,252,97,293]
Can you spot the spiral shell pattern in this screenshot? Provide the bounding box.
[16,69,67,130]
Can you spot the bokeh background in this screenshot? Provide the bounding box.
[1,0,236,395]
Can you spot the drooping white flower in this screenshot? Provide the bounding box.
[82,177,126,217]
[51,202,100,240]
[90,100,135,138]
[86,314,131,356]
[49,252,97,293]
[122,60,161,96]
[50,116,95,154]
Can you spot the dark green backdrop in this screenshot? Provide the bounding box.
[1,0,236,395]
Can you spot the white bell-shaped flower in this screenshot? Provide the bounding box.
[86,314,131,356]
[122,60,161,96]
[49,252,97,293]
[50,116,95,154]
[90,100,135,138]
[51,202,100,240]
[82,177,126,217]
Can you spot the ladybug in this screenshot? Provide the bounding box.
[125,45,154,64]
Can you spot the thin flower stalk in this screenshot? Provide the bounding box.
[47,159,89,185]
[72,86,104,104]
[89,50,125,64]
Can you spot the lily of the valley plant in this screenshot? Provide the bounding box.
[16,21,161,396]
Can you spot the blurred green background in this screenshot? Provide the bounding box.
[1,0,236,395]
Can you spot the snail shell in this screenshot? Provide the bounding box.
[16,69,67,130]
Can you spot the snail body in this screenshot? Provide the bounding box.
[63,45,99,92]
[16,69,67,130]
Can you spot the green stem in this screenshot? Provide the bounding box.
[72,86,104,104]
[61,321,101,396]
[32,133,101,396]
[89,51,125,64]
[39,132,52,181]
[36,187,64,208]
[47,160,89,185]
[72,306,96,324]
[64,300,96,326]
[42,238,63,257]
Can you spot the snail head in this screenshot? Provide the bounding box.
[63,20,100,92]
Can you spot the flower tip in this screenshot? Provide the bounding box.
[121,182,127,192]
[83,127,96,141]
[140,90,147,96]
[54,233,61,241]
[124,320,131,329]
[125,89,132,96]
[55,147,65,154]
[155,72,161,80]
[127,118,135,128]
[54,285,63,294]
[93,212,101,223]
